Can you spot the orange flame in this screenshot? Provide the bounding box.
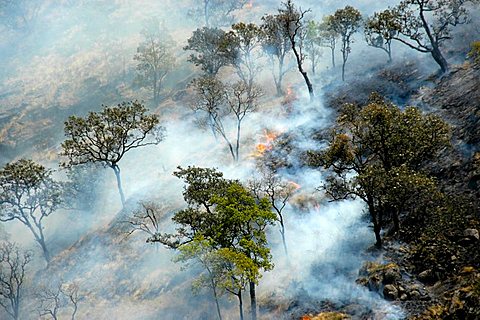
[246,1,253,9]
[252,129,279,158]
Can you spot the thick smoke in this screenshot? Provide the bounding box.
[3,0,475,318]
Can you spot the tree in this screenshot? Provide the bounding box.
[468,41,480,65]
[304,20,323,75]
[187,0,248,28]
[308,94,450,247]
[260,13,292,96]
[0,160,62,263]
[184,27,238,76]
[190,76,262,162]
[134,19,176,104]
[37,281,80,320]
[248,170,298,257]
[277,0,314,101]
[125,201,168,239]
[64,163,104,211]
[149,166,275,320]
[229,22,263,89]
[61,101,164,207]
[364,10,397,62]
[318,16,339,68]
[0,242,32,320]
[329,6,362,81]
[379,0,477,73]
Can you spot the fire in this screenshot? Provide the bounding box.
[288,181,301,190]
[246,1,253,9]
[282,84,297,113]
[252,129,279,158]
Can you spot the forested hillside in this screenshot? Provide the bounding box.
[0,1,478,319]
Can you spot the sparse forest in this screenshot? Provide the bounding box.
[0,0,479,319]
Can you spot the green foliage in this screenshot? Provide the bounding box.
[184,27,238,76]
[229,22,263,86]
[61,101,164,168]
[134,18,176,103]
[152,166,276,308]
[327,5,362,80]
[364,10,398,61]
[0,159,62,263]
[310,94,451,245]
[372,0,476,72]
[468,41,480,65]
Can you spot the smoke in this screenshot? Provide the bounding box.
[3,0,476,318]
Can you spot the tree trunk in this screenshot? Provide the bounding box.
[235,120,241,162]
[331,47,335,68]
[211,277,223,320]
[291,42,314,102]
[387,42,392,63]
[112,165,126,207]
[276,57,285,96]
[38,237,51,264]
[249,281,257,320]
[238,289,244,320]
[367,199,382,248]
[431,45,448,73]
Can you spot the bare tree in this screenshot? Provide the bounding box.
[248,170,297,257]
[0,160,62,264]
[0,242,32,320]
[278,0,314,101]
[37,281,80,320]
[125,201,169,239]
[190,77,262,162]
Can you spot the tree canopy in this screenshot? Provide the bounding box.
[309,94,451,246]
[61,101,164,206]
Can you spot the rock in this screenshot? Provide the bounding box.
[383,284,398,300]
[409,290,421,300]
[418,269,435,283]
[383,268,401,284]
[463,228,479,240]
[400,294,408,301]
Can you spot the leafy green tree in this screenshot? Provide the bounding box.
[190,76,262,162]
[318,16,339,68]
[328,6,362,81]
[134,19,176,104]
[184,27,238,76]
[0,242,32,320]
[150,166,275,320]
[0,160,62,263]
[260,13,292,96]
[187,0,248,28]
[364,10,397,62]
[277,0,314,101]
[309,94,450,246]
[61,101,164,207]
[376,0,477,73]
[304,20,323,75]
[229,22,263,89]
